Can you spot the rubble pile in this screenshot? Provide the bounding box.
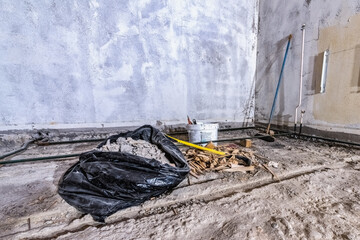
[97,137,170,164]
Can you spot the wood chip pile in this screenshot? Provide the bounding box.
[182,142,257,178]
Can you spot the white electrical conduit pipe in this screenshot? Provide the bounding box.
[294,24,306,132]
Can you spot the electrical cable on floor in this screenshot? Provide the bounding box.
[37,138,106,146]
[192,132,290,145]
[294,133,360,147]
[0,126,256,160]
[0,137,43,160]
[0,133,287,166]
[0,153,81,165]
[255,125,360,147]
[1,126,359,166]
[36,126,256,145]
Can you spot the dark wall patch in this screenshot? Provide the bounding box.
[306,0,311,6]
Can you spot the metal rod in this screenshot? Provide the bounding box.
[294,24,306,128]
[167,135,227,156]
[266,34,292,134]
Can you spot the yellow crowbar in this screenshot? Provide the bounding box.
[166,135,252,166]
[165,135,226,156]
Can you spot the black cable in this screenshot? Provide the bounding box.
[192,133,290,145]
[0,133,288,165]
[0,139,37,160]
[160,126,255,136]
[296,133,360,147]
[255,125,360,147]
[0,153,81,165]
[2,126,358,166]
[0,126,254,161]
[37,138,106,145]
[34,126,256,145]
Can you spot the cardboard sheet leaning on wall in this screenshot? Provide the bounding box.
[58,125,190,222]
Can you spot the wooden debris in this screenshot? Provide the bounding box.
[183,141,283,180]
[223,166,255,173]
[240,139,252,148]
[252,153,281,182]
[171,207,178,215]
[28,218,31,230]
[213,165,227,171]
[205,141,215,149]
[184,143,256,176]
[262,164,281,182]
[189,171,199,179]
[197,154,210,162]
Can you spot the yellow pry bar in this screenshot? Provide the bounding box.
[166,135,226,156]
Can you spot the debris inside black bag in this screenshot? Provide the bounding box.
[97,137,171,165]
[58,125,189,222]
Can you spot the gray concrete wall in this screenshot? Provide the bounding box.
[0,0,258,130]
[256,0,360,134]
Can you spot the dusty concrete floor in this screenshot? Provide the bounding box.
[0,129,360,240]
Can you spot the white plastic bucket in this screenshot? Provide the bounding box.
[187,123,219,146]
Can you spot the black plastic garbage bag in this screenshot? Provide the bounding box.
[58,125,189,222]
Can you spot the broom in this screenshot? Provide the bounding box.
[256,34,292,142]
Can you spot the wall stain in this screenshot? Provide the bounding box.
[0,1,258,127]
[314,14,360,124]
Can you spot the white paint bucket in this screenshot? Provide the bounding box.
[187,123,219,146]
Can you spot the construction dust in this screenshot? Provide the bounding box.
[1,130,360,239]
